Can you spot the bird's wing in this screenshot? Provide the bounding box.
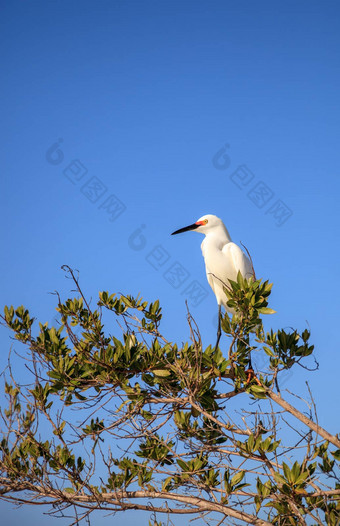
[222,242,253,280]
[205,267,216,293]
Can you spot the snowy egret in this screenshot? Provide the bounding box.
[171,214,254,350]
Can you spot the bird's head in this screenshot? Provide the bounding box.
[171,214,224,236]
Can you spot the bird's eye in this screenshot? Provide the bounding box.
[204,219,208,224]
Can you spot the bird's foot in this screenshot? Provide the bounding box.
[245,368,261,386]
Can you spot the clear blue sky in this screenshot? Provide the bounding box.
[1,1,340,524]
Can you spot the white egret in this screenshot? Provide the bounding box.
[171,214,254,350]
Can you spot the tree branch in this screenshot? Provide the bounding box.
[267,390,340,449]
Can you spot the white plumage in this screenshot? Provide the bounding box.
[172,214,253,348]
[172,214,253,310]
[198,214,253,311]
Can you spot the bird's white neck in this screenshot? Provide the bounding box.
[201,224,232,251]
[209,224,231,242]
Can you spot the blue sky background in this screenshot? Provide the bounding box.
[1,1,340,524]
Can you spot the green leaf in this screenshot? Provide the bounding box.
[283,462,292,483]
[177,459,189,471]
[273,472,286,485]
[259,307,276,315]
[331,449,340,461]
[295,471,309,485]
[247,435,255,451]
[153,369,171,377]
[231,470,245,487]
[249,385,267,399]
[255,494,262,513]
[263,346,275,357]
[162,476,172,491]
[291,461,300,482]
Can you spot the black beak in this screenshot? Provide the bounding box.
[171,223,200,235]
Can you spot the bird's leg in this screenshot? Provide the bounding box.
[214,305,222,352]
[245,339,261,386]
